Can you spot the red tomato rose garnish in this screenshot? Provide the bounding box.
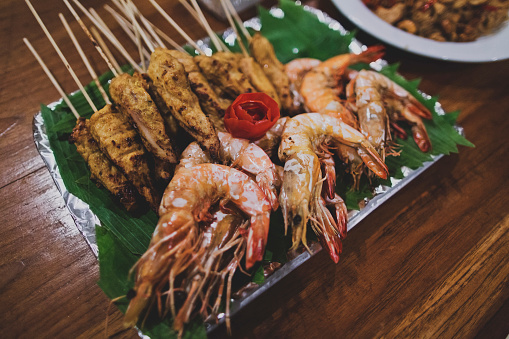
[224,92,280,141]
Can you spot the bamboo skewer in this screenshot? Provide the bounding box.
[23,38,80,119]
[138,14,166,49]
[179,0,229,52]
[89,6,144,68]
[90,26,123,75]
[224,0,252,42]
[152,24,187,52]
[220,0,248,56]
[123,1,156,53]
[26,0,98,112]
[148,0,205,54]
[71,0,142,73]
[59,13,111,105]
[125,4,147,71]
[104,5,151,61]
[63,0,119,77]
[188,0,227,52]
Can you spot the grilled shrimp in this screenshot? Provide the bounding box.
[300,45,385,127]
[278,113,388,262]
[347,69,432,155]
[175,132,281,210]
[124,164,271,333]
[217,132,280,210]
[253,117,290,158]
[295,47,385,189]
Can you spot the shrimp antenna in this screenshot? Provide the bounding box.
[179,0,229,53]
[63,0,119,76]
[148,0,205,55]
[59,13,111,105]
[220,0,248,56]
[72,0,143,73]
[26,0,97,112]
[23,38,80,119]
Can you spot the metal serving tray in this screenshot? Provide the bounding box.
[32,4,459,336]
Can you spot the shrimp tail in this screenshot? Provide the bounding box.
[355,45,386,64]
[325,193,348,239]
[310,183,343,263]
[245,213,271,269]
[412,124,432,153]
[357,141,389,179]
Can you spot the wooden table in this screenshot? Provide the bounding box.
[1,0,507,337]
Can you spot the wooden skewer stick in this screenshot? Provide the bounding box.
[124,3,146,71]
[123,1,167,49]
[148,0,205,55]
[188,0,228,52]
[90,26,123,75]
[224,0,251,42]
[104,5,151,61]
[152,24,187,52]
[59,13,111,105]
[26,0,97,112]
[220,0,248,56]
[138,14,166,49]
[63,0,119,77]
[179,0,229,52]
[125,1,156,53]
[72,0,142,73]
[23,38,80,119]
[89,6,145,72]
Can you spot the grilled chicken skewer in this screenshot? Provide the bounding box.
[109,72,178,182]
[24,36,141,211]
[249,33,300,115]
[148,48,221,160]
[89,104,160,210]
[165,49,231,131]
[70,118,139,210]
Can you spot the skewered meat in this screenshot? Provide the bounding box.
[165,49,231,131]
[69,117,138,211]
[195,52,255,99]
[89,104,159,210]
[109,72,178,183]
[239,56,280,106]
[141,74,180,137]
[249,33,299,115]
[148,48,220,160]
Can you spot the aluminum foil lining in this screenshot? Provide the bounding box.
[32,4,460,334]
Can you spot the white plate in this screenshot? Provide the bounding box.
[332,0,509,62]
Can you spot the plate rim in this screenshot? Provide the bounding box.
[331,0,509,63]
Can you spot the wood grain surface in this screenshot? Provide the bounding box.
[1,0,507,338]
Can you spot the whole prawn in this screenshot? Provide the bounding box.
[176,131,281,210]
[347,69,432,155]
[296,47,386,189]
[278,113,388,262]
[123,164,271,334]
[299,46,385,127]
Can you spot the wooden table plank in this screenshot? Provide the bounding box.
[1,0,508,338]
